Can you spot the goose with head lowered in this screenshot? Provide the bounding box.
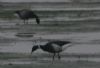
[15,9,40,24]
[31,40,72,60]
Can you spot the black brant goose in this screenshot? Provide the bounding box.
[15,9,40,24]
[31,40,72,60]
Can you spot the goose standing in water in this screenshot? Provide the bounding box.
[15,9,40,24]
[31,40,72,61]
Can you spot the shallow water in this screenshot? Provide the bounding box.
[0,31,100,54]
[0,31,100,64]
[1,57,100,65]
[1,2,100,66]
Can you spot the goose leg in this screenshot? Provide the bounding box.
[53,53,56,61]
[57,53,61,60]
[26,20,28,24]
[23,20,26,24]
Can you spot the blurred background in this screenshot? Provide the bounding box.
[0,0,100,32]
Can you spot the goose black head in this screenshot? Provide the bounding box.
[31,45,39,54]
[14,11,20,18]
[36,16,40,24]
[34,15,40,24]
[15,10,20,14]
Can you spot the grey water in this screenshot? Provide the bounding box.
[0,2,100,64]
